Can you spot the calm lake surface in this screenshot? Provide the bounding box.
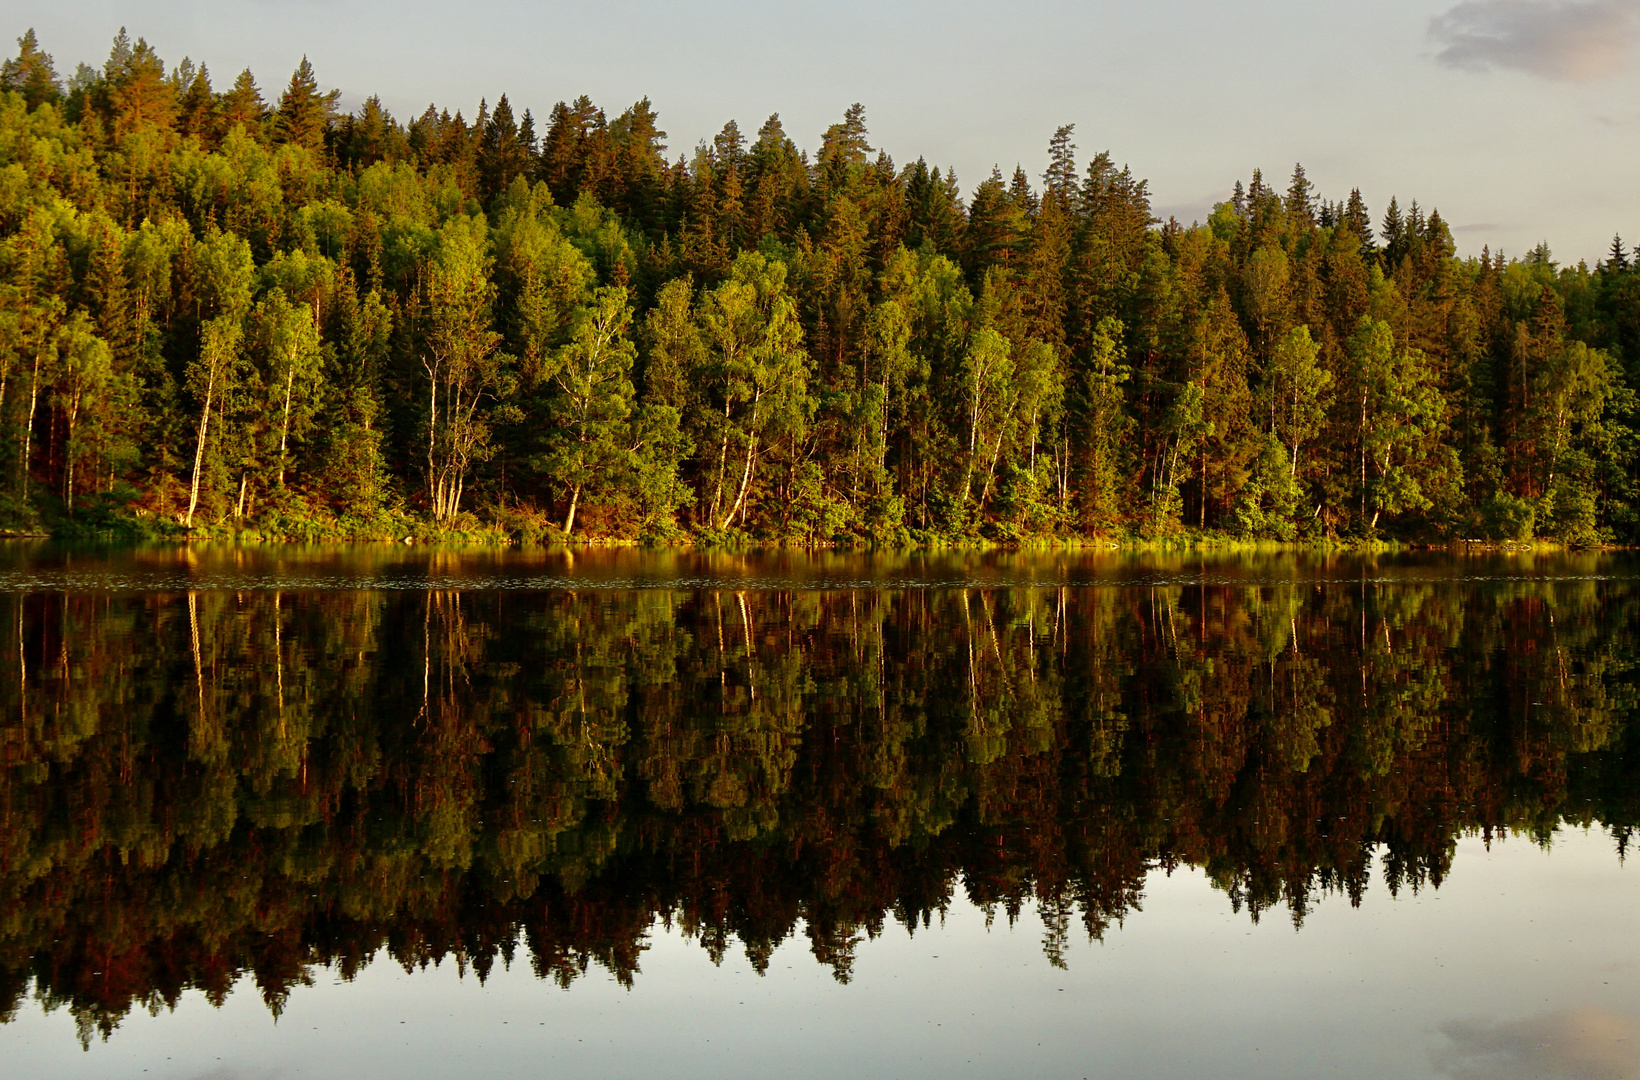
[3,545,1640,1080]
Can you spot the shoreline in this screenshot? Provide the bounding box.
[0,528,1597,554]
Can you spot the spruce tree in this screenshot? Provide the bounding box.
[1343,189,1375,259]
[1607,234,1630,272]
[176,63,214,140]
[273,57,336,150]
[218,68,265,135]
[1380,197,1404,263]
[478,93,530,202]
[1285,163,1315,228]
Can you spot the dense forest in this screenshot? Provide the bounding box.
[2,28,1638,545]
[2,549,1637,1041]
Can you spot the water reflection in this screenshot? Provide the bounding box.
[1,552,1638,1046]
[1434,1008,1640,1080]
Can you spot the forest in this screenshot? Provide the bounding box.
[2,550,1637,1040]
[1,28,1638,545]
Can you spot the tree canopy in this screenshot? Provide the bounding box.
[2,27,1638,545]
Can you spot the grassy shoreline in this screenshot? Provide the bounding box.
[0,518,1589,554]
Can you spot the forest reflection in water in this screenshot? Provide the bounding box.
[1,546,1638,1049]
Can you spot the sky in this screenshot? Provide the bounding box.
[6,0,1640,265]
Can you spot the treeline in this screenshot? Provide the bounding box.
[2,28,1639,544]
[3,552,1638,1040]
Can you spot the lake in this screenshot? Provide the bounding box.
[2,545,1638,1080]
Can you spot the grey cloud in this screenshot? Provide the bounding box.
[1432,1007,1640,1080]
[1430,0,1640,80]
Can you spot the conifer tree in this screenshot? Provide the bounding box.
[2,30,61,109]
[273,57,336,150]
[104,32,176,137]
[175,62,214,140]
[1285,163,1315,229]
[1607,235,1630,273]
[478,94,532,202]
[218,68,265,135]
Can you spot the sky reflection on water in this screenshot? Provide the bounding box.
[7,833,1637,1080]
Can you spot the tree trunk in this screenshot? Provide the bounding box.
[278,359,295,487]
[722,432,759,530]
[563,483,581,537]
[63,393,80,515]
[1359,388,1368,525]
[1199,450,1207,529]
[424,355,440,520]
[185,370,217,528]
[710,400,731,525]
[20,348,41,497]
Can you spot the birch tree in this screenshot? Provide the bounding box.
[51,311,113,514]
[540,286,637,536]
[696,252,808,531]
[423,217,507,523]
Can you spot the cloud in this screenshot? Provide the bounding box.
[1432,1007,1640,1080]
[1429,0,1640,80]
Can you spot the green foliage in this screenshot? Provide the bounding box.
[0,28,1636,545]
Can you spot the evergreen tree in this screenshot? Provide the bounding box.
[104,31,177,136]
[1,29,61,109]
[478,94,533,202]
[1285,163,1315,229]
[273,57,336,150]
[1607,234,1630,273]
[218,68,265,134]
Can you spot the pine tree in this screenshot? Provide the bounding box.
[963,168,1025,282]
[105,32,177,136]
[538,96,604,205]
[903,159,965,256]
[2,29,61,109]
[817,103,871,196]
[1043,125,1077,211]
[338,95,405,168]
[607,97,667,228]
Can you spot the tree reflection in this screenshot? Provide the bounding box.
[2,560,1638,1042]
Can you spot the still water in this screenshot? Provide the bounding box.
[2,545,1639,1079]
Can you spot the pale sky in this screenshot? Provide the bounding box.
[8,0,1640,264]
